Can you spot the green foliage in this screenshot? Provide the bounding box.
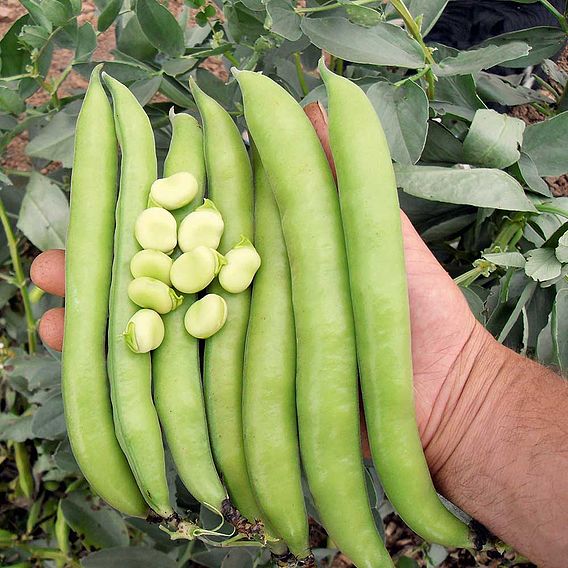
[1,0,568,566]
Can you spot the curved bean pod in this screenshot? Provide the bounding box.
[62,65,147,517]
[242,146,310,559]
[102,73,173,518]
[153,110,228,511]
[234,69,393,568]
[319,62,472,548]
[189,78,270,530]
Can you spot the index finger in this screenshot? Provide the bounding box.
[30,249,65,297]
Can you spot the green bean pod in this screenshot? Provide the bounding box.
[243,146,310,559]
[189,78,269,528]
[102,73,173,518]
[62,65,147,517]
[153,110,227,511]
[234,69,393,568]
[319,62,472,548]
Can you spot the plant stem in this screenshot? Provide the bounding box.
[0,196,36,354]
[538,0,568,33]
[225,52,240,68]
[389,0,436,98]
[536,203,568,219]
[532,74,561,100]
[335,57,344,76]
[394,65,430,86]
[294,52,309,96]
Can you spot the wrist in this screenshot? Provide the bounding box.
[423,323,512,485]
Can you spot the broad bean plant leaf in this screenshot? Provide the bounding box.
[524,248,562,282]
[523,112,568,177]
[61,491,130,549]
[394,165,537,211]
[552,288,568,374]
[16,173,69,251]
[366,80,429,165]
[478,27,567,68]
[432,42,531,77]
[300,17,425,68]
[463,109,525,169]
[403,0,448,36]
[483,251,527,268]
[265,0,302,41]
[431,74,486,121]
[26,104,79,167]
[136,0,185,57]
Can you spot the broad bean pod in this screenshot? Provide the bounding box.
[103,73,173,518]
[243,145,311,560]
[234,69,393,567]
[319,62,472,548]
[62,65,147,518]
[153,110,227,511]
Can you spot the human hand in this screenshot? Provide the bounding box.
[30,249,65,352]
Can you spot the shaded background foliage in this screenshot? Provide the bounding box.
[1,0,568,566]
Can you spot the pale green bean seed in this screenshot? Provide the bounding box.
[128,276,183,314]
[178,198,224,252]
[149,172,198,210]
[135,207,177,252]
[130,250,173,285]
[124,309,165,353]
[170,246,226,293]
[218,236,261,294]
[184,294,227,339]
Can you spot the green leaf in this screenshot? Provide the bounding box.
[420,121,464,163]
[476,72,550,106]
[402,0,448,36]
[478,27,566,68]
[555,232,568,263]
[0,413,34,442]
[31,389,65,440]
[82,547,177,568]
[0,16,32,77]
[432,42,531,77]
[20,0,53,30]
[523,111,568,177]
[17,173,69,251]
[497,280,537,343]
[463,109,525,169]
[136,0,185,57]
[397,557,419,568]
[26,107,78,167]
[542,59,567,88]
[97,0,123,32]
[345,4,382,27]
[552,288,568,374]
[300,17,424,69]
[19,24,51,49]
[483,251,526,268]
[0,281,17,308]
[116,13,158,61]
[460,286,486,324]
[0,87,25,114]
[420,213,476,242]
[7,353,61,389]
[62,492,130,549]
[431,74,486,121]
[394,165,537,211]
[366,80,428,165]
[525,248,562,282]
[516,152,551,197]
[265,0,302,41]
[537,313,554,365]
[129,76,162,106]
[41,0,74,27]
[74,22,97,63]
